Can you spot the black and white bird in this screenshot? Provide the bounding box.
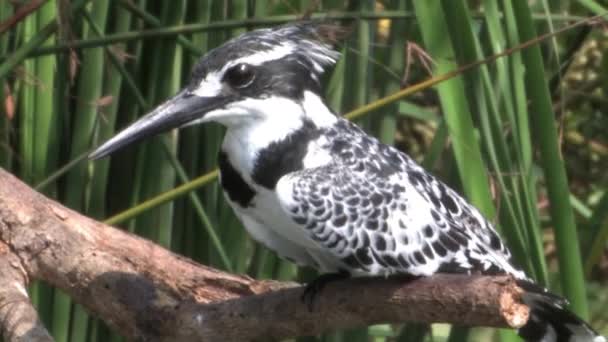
[90,22,604,342]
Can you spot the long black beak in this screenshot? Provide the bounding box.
[89,90,228,160]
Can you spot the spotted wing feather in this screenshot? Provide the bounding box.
[276,119,526,279]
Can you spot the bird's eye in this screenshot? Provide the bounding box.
[224,64,255,88]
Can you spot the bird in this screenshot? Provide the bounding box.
[90,21,604,342]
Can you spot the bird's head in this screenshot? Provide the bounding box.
[90,21,344,159]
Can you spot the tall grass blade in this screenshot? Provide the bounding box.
[512,1,589,318]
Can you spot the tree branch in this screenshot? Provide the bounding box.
[0,241,53,342]
[0,168,529,341]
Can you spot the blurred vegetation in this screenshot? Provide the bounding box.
[1,0,607,341]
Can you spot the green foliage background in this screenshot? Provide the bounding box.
[1,0,607,341]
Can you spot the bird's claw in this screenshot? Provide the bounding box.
[300,271,350,312]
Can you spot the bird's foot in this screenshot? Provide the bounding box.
[301,271,350,312]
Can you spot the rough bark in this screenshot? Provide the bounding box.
[0,168,529,341]
[0,241,53,342]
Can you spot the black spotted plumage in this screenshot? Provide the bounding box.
[279,118,523,278]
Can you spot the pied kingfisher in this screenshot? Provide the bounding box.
[90,22,603,342]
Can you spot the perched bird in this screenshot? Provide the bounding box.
[90,22,604,342]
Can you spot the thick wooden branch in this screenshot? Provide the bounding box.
[0,168,529,341]
[0,242,53,342]
[171,275,528,341]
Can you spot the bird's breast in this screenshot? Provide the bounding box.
[218,151,257,207]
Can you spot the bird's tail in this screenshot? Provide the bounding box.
[516,279,605,342]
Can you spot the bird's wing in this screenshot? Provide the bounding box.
[275,162,526,278]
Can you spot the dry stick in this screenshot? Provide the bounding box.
[0,242,53,342]
[0,168,528,341]
[0,0,48,35]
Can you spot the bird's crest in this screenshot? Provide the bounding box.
[191,21,346,82]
